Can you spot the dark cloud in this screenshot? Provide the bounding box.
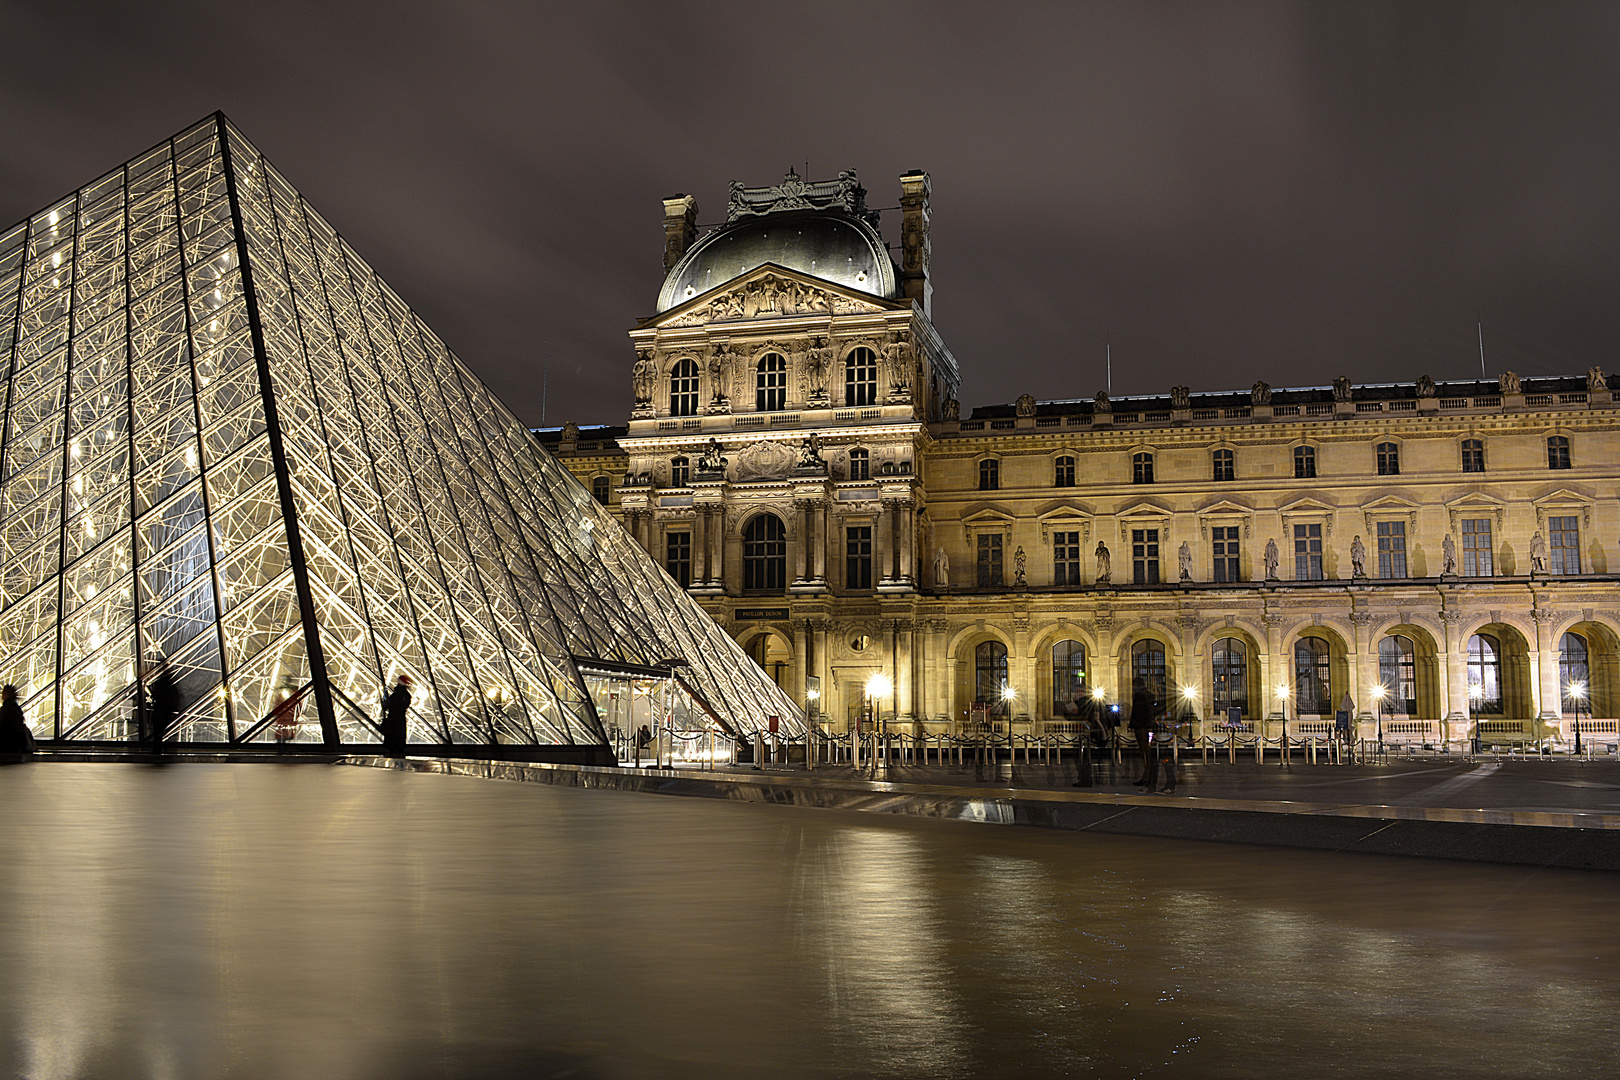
[3,0,1617,424]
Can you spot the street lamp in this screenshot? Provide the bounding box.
[1370,683,1386,758]
[1468,682,1484,755]
[866,672,892,770]
[1276,683,1290,766]
[1568,680,1586,756]
[1001,683,1017,756]
[805,676,821,771]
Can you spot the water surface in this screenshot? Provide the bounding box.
[1,763,1615,1078]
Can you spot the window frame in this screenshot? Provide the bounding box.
[1461,517,1493,576]
[1549,515,1580,574]
[1461,438,1485,473]
[1052,529,1083,585]
[1212,637,1248,717]
[1547,435,1571,470]
[1053,455,1076,488]
[1211,525,1241,583]
[978,458,999,491]
[1375,520,1407,579]
[1293,523,1323,580]
[1293,445,1316,479]
[590,476,610,504]
[668,357,699,417]
[1293,636,1333,716]
[1132,452,1155,484]
[665,531,692,588]
[844,346,878,407]
[755,351,787,412]
[669,456,690,487]
[847,447,870,482]
[1131,527,1160,585]
[1375,441,1400,476]
[741,513,788,592]
[976,533,1005,587]
[845,524,873,591]
[1211,448,1235,482]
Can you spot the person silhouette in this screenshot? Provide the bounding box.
[148,661,179,757]
[382,675,412,757]
[0,684,36,757]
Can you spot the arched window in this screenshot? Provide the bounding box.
[1051,640,1087,715]
[1294,445,1316,478]
[847,447,870,481]
[1560,632,1590,714]
[669,358,699,416]
[1131,639,1167,706]
[669,456,690,487]
[1547,435,1571,470]
[1376,442,1400,476]
[845,346,878,406]
[742,514,786,592]
[1466,633,1503,714]
[975,640,1010,718]
[755,352,786,411]
[1054,455,1075,487]
[591,476,610,504]
[1294,636,1332,715]
[1212,638,1248,717]
[1378,635,1417,715]
[1212,448,1234,482]
[1461,438,1485,473]
[1132,452,1154,484]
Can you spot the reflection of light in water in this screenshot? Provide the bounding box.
[797,828,972,1076]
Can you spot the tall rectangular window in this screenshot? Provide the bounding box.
[847,448,870,481]
[1548,435,1571,469]
[1293,523,1323,580]
[670,456,690,487]
[1132,528,1160,584]
[976,534,1003,587]
[1461,518,1493,576]
[1211,449,1234,482]
[1053,530,1083,585]
[665,532,692,588]
[1549,515,1580,574]
[1294,445,1316,478]
[1211,526,1240,582]
[846,525,873,590]
[1133,452,1155,484]
[845,346,878,406]
[1461,438,1484,473]
[1376,442,1400,475]
[1054,456,1075,487]
[1376,520,1407,578]
[978,459,999,491]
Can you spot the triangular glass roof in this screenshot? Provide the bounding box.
[0,113,801,748]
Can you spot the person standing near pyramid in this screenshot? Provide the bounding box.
[148,661,179,758]
[382,676,412,757]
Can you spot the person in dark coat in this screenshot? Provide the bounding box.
[0,685,36,756]
[382,675,412,756]
[148,662,179,757]
[1129,676,1157,790]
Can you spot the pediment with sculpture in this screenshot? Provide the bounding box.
[653,264,896,328]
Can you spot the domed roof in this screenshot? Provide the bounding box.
[657,211,897,313]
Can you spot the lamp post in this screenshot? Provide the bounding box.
[805,676,821,771]
[865,672,892,772]
[1001,683,1018,761]
[1276,683,1290,767]
[1568,680,1586,757]
[1468,682,1483,756]
[1370,683,1386,760]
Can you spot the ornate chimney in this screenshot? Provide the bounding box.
[661,194,699,271]
[898,170,931,317]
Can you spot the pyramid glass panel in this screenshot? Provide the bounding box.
[0,113,801,752]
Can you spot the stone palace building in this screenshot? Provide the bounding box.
[539,168,1619,750]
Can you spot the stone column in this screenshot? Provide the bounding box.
[1092,612,1117,726]
[898,500,915,585]
[812,618,832,728]
[793,618,810,710]
[793,500,811,585]
[921,619,946,726]
[1350,611,1374,724]
[1261,613,1284,725]
[876,501,895,583]
[1176,613,1199,725]
[1532,609,1562,721]
[692,509,708,586]
[813,502,829,584]
[898,619,916,725]
[1440,609,1468,727]
[709,507,725,589]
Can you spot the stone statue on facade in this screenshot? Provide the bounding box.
[1332,375,1352,402]
[1499,370,1521,395]
[1416,373,1436,398]
[706,347,734,406]
[933,546,950,588]
[1178,540,1192,582]
[632,350,656,404]
[560,420,579,443]
[804,336,832,404]
[1094,390,1112,414]
[1588,366,1608,393]
[1442,532,1458,576]
[1094,540,1112,584]
[1530,530,1548,573]
[796,433,825,470]
[1170,385,1191,409]
[1350,535,1367,577]
[1264,537,1280,580]
[941,396,960,421]
[1250,380,1271,406]
[1013,545,1027,586]
[1014,393,1037,418]
[697,437,726,476]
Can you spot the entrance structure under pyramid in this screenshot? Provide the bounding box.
[0,113,801,753]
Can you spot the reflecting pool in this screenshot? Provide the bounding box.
[1,763,1616,1078]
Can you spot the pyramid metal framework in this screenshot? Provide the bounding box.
[0,113,801,749]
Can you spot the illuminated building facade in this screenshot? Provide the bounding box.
[0,114,799,752]
[546,168,1619,749]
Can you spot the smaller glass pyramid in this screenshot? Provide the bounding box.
[0,113,801,751]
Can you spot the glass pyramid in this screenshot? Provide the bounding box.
[0,113,801,750]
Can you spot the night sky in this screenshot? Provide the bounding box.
[3,1,1617,426]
